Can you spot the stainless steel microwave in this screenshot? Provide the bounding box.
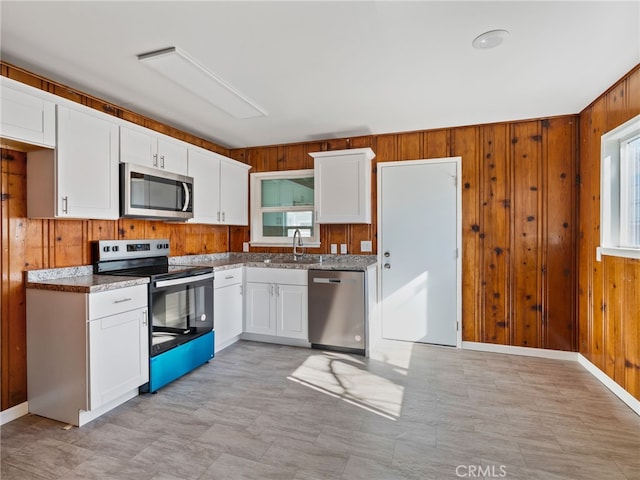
[120,163,194,220]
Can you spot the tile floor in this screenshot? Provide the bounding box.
[1,340,639,479]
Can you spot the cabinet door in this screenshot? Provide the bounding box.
[214,283,243,351]
[57,105,119,219]
[120,125,158,168]
[0,83,55,147]
[312,148,373,224]
[219,159,249,225]
[188,149,221,224]
[158,136,188,175]
[88,307,149,410]
[244,282,276,335]
[276,284,308,340]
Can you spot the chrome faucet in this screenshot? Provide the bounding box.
[292,228,305,260]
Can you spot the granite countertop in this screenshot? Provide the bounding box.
[25,266,149,293]
[170,253,377,272]
[25,253,377,292]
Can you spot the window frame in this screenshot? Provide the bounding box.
[249,169,320,247]
[598,114,640,261]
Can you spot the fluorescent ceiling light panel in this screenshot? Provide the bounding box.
[138,47,267,119]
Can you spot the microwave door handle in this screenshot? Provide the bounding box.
[182,182,190,212]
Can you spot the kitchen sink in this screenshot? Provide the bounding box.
[268,258,319,265]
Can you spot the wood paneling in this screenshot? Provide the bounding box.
[577,65,640,400]
[543,117,577,351]
[0,63,235,411]
[453,126,481,342]
[1,149,28,409]
[230,117,579,356]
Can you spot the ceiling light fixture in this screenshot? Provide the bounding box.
[472,29,509,50]
[138,47,267,119]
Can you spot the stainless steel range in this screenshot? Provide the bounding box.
[93,239,214,393]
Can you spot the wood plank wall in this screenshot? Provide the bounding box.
[0,63,233,411]
[2,61,638,411]
[229,116,578,353]
[577,65,640,400]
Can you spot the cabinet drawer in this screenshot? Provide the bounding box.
[246,267,307,286]
[89,285,147,320]
[214,267,243,289]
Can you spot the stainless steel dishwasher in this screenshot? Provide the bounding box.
[308,269,365,355]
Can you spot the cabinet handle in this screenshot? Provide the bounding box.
[224,275,235,280]
[114,297,132,304]
[142,309,148,326]
[239,285,243,296]
[270,285,274,296]
[153,153,158,167]
[160,155,165,168]
[62,196,68,214]
[222,211,226,222]
[217,212,221,221]
[276,285,280,296]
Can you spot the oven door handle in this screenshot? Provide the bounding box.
[155,272,214,288]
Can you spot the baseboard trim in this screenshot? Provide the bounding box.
[577,354,640,416]
[462,341,579,361]
[0,402,28,426]
[462,341,639,416]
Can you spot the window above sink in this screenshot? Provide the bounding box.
[250,169,320,247]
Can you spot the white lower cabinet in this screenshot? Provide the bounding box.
[27,284,148,426]
[214,267,244,352]
[244,268,308,341]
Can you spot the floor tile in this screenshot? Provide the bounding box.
[1,340,638,480]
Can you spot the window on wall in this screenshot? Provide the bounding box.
[599,114,640,260]
[250,170,320,246]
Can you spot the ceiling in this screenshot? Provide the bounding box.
[1,1,638,149]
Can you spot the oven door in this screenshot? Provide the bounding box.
[149,272,214,356]
[121,163,194,220]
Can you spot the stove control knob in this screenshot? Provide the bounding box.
[113,246,119,252]
[103,246,110,252]
[157,244,162,249]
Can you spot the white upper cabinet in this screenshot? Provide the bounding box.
[188,148,221,224]
[187,147,250,225]
[27,104,119,219]
[120,124,188,175]
[0,77,55,148]
[220,158,250,225]
[309,147,375,224]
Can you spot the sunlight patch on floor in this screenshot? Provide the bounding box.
[288,351,404,420]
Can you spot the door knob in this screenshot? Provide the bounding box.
[384,263,391,269]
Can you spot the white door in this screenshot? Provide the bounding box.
[244,282,276,335]
[276,284,308,339]
[214,283,243,350]
[88,306,148,410]
[119,125,157,168]
[157,136,188,175]
[57,105,119,219]
[220,159,249,225]
[379,159,460,346]
[188,149,221,224]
